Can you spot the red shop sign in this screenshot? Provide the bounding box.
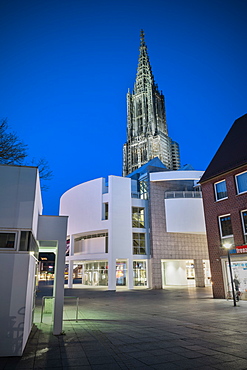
[236,245,247,254]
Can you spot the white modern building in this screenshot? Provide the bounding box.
[60,158,210,290]
[0,164,68,356]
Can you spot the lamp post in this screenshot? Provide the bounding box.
[224,243,236,307]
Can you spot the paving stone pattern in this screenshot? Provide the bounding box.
[1,284,247,369]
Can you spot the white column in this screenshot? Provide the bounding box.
[194,259,205,287]
[68,260,73,288]
[68,235,74,288]
[108,257,116,291]
[53,243,65,335]
[128,259,134,289]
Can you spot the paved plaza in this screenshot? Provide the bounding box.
[1,283,247,369]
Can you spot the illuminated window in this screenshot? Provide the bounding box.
[133,233,146,255]
[219,215,234,247]
[132,207,145,228]
[0,232,16,249]
[236,171,247,194]
[133,261,147,286]
[214,180,227,201]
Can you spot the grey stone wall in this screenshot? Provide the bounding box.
[149,181,209,289]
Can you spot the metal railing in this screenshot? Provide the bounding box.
[165,191,202,199]
[41,296,79,323]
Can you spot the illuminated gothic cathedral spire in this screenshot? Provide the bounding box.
[123,30,180,176]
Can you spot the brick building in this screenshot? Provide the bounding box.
[200,114,247,299]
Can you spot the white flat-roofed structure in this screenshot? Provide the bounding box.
[60,175,149,290]
[0,165,68,357]
[60,160,210,291]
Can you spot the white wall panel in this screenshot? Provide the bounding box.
[165,198,206,234]
[60,178,106,235]
[0,166,38,230]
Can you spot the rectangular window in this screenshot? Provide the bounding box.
[103,203,108,220]
[133,261,147,286]
[236,171,247,194]
[215,180,227,201]
[133,233,146,255]
[140,180,148,200]
[132,207,145,228]
[0,232,16,249]
[19,231,30,251]
[219,215,234,247]
[241,210,247,243]
[219,215,233,238]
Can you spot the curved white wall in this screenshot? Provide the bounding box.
[60,178,107,236]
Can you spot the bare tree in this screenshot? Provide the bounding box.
[0,119,52,190]
[30,157,53,191]
[0,119,27,164]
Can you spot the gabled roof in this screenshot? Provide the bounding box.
[127,157,167,180]
[200,114,247,183]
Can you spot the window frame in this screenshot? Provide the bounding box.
[218,214,233,239]
[103,203,108,220]
[241,210,247,243]
[235,170,247,195]
[132,232,146,255]
[0,230,18,250]
[132,207,145,228]
[214,180,228,201]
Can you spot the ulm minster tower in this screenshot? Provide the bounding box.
[123,30,180,176]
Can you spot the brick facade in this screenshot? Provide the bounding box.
[201,164,247,298]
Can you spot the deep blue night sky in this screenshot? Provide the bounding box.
[1,0,247,215]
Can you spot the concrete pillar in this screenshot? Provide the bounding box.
[128,259,134,289]
[194,259,205,287]
[53,243,65,335]
[68,260,73,288]
[68,235,74,288]
[151,258,162,289]
[108,257,116,291]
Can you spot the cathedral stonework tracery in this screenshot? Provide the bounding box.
[123,30,180,176]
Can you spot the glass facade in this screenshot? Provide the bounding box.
[140,180,148,199]
[133,233,146,254]
[132,207,145,228]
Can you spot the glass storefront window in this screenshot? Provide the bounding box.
[116,261,127,286]
[133,261,147,286]
[226,260,247,300]
[81,261,108,286]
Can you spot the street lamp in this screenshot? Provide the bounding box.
[224,242,236,307]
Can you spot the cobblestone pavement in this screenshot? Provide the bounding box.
[1,283,247,369]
